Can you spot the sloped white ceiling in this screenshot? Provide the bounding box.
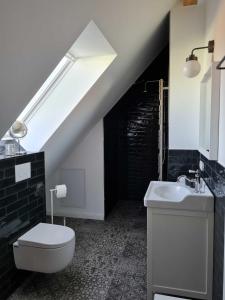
[0,0,176,175]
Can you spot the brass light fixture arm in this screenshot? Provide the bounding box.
[191,40,215,56]
[191,46,209,55]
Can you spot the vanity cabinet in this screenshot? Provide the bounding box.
[144,181,214,300]
[147,208,214,300]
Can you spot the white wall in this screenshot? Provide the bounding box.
[169,0,225,164]
[48,120,104,220]
[169,2,205,149]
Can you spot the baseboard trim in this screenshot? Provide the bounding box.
[46,210,104,221]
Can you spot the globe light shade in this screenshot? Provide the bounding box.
[183,59,201,78]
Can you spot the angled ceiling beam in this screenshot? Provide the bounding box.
[183,0,198,6]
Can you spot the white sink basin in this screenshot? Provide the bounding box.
[153,184,190,202]
[144,181,214,212]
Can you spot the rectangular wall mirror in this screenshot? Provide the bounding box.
[199,62,220,160]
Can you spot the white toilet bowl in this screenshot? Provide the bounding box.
[154,295,190,300]
[13,223,75,273]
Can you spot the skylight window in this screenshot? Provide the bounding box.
[3,21,117,152]
[18,54,75,122]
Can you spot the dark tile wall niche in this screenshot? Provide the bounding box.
[167,149,225,300]
[0,152,46,299]
[104,43,169,216]
[104,81,160,215]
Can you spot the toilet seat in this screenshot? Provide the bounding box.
[154,295,190,300]
[17,223,74,249]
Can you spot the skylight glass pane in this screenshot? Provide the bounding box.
[18,55,73,122]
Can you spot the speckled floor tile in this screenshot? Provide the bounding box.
[8,201,147,300]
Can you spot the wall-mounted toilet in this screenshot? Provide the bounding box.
[13,223,75,273]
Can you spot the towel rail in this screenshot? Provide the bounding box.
[217,56,225,70]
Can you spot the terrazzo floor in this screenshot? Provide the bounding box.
[9,201,147,300]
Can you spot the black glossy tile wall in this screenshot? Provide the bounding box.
[167,149,200,181]
[104,81,160,216]
[104,45,169,216]
[199,153,225,300]
[167,150,225,300]
[126,82,160,202]
[0,152,46,299]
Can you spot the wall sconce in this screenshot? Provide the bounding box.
[183,40,215,78]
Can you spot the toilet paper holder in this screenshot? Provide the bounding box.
[50,184,67,225]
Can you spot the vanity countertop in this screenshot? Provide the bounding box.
[144,180,214,212]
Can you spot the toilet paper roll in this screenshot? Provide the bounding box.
[55,184,67,198]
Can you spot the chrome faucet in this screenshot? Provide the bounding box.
[177,174,195,188]
[188,169,201,193]
[177,169,202,193]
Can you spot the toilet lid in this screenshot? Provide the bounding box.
[18,223,75,249]
[154,295,190,300]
